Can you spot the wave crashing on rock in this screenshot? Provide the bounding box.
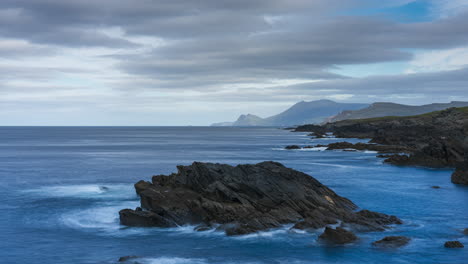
[119,161,401,235]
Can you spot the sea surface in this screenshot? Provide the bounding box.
[0,127,467,264]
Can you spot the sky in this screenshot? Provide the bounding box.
[1,0,468,125]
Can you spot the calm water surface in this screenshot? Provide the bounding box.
[0,127,466,264]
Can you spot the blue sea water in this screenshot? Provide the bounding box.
[0,126,467,264]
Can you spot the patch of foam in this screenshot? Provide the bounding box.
[231,225,293,240]
[60,201,139,233]
[138,257,208,264]
[24,184,136,200]
[298,147,327,151]
[363,150,378,154]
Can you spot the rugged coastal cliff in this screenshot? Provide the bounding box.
[294,107,468,185]
[120,161,401,235]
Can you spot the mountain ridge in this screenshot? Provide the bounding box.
[211,100,368,127]
[328,101,468,122]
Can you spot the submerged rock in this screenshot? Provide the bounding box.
[372,236,411,248]
[285,145,301,150]
[120,162,401,235]
[319,227,357,244]
[444,241,464,248]
[118,256,139,262]
[431,186,441,189]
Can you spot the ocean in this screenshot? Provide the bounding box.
[0,127,466,264]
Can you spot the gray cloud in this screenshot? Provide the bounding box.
[1,0,468,125]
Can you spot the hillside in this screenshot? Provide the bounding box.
[328,101,468,122]
[211,100,368,127]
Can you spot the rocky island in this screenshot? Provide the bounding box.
[120,161,401,237]
[293,107,468,185]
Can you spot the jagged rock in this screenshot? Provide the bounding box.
[295,107,468,170]
[285,145,301,150]
[319,227,357,244]
[119,209,177,227]
[444,241,464,248]
[120,162,401,235]
[372,236,411,248]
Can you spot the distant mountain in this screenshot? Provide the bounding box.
[211,100,368,127]
[329,101,468,122]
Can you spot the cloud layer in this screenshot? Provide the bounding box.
[1,0,467,125]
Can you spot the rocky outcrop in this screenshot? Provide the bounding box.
[444,241,464,248]
[294,107,468,173]
[120,162,401,235]
[372,236,411,248]
[463,228,468,235]
[451,169,468,185]
[451,138,468,185]
[319,227,357,244]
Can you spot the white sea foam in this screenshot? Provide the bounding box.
[60,201,139,232]
[298,147,327,151]
[24,184,136,200]
[138,257,208,264]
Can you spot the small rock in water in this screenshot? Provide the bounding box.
[319,227,357,244]
[463,228,468,235]
[118,255,139,262]
[99,186,109,191]
[285,145,301,150]
[431,186,441,189]
[444,241,464,248]
[372,236,411,248]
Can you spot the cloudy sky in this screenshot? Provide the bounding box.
[1,0,468,125]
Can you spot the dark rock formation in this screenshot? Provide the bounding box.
[431,186,441,189]
[118,256,139,262]
[444,241,464,248]
[285,145,301,150]
[372,236,411,248]
[320,142,409,154]
[294,107,468,171]
[120,162,401,235]
[319,227,357,244]
[463,228,468,235]
[452,138,468,185]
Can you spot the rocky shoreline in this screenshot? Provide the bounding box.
[291,107,468,185]
[120,161,401,238]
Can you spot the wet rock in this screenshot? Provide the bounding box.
[451,168,468,185]
[134,180,152,195]
[444,241,464,248]
[99,186,109,191]
[319,227,357,244]
[285,145,301,150]
[464,228,468,235]
[431,186,441,189]
[372,236,411,248]
[120,162,400,235]
[119,209,177,227]
[118,255,139,262]
[342,209,402,231]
